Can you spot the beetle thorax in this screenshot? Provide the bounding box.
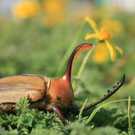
[47,76,74,108]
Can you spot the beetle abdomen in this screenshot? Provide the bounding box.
[0,75,49,104]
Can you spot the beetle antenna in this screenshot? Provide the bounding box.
[64,43,93,83]
[83,74,125,112]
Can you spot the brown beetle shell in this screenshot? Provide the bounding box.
[0,75,49,104]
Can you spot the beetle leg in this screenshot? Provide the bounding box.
[46,105,66,124]
[52,106,66,123]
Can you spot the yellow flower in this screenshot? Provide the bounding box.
[43,0,65,15]
[12,0,40,19]
[84,17,123,61]
[85,17,111,41]
[42,0,66,26]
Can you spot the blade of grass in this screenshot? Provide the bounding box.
[128,96,133,135]
[79,98,88,120]
[86,98,135,124]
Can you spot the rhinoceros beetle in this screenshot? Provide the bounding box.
[0,43,125,123]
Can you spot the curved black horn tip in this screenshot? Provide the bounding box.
[121,74,126,85]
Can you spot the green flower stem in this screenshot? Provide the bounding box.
[77,47,94,79]
[74,47,94,91]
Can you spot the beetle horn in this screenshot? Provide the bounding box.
[64,43,93,83]
[83,74,125,112]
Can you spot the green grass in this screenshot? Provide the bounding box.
[0,12,135,135]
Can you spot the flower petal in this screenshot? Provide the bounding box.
[85,33,98,40]
[85,17,99,33]
[105,41,116,61]
[92,44,109,63]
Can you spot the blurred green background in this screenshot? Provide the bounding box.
[0,0,135,134]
